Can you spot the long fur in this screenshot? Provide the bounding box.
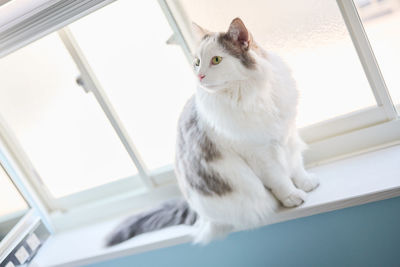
[105,198,196,246]
[176,18,319,243]
[105,18,319,246]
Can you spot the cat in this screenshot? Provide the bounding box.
[105,17,319,246]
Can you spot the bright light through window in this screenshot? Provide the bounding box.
[0,34,140,198]
[69,0,195,170]
[0,0,393,199]
[171,0,378,127]
[355,0,400,113]
[0,165,28,218]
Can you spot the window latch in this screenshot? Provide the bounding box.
[166,34,178,45]
[75,75,90,93]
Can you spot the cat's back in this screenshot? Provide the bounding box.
[177,95,196,133]
[175,95,203,175]
[176,95,219,165]
[175,95,232,197]
[176,95,202,153]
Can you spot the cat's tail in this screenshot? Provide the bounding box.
[105,198,197,247]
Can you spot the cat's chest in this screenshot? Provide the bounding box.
[204,101,285,143]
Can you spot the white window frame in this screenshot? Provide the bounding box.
[0,113,53,264]
[0,115,54,231]
[57,27,156,189]
[0,0,398,230]
[164,0,400,156]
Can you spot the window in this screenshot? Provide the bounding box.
[0,165,27,219]
[0,164,28,244]
[68,0,195,170]
[355,0,400,112]
[0,33,141,198]
[0,0,398,229]
[168,0,378,128]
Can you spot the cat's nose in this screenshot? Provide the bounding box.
[198,74,206,81]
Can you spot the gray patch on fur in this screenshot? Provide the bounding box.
[176,97,232,196]
[105,198,196,246]
[218,33,256,69]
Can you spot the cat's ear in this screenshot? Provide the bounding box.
[227,17,252,51]
[192,22,210,42]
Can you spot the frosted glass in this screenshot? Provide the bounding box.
[355,0,400,113]
[69,0,195,170]
[0,34,140,198]
[0,166,28,217]
[0,165,28,241]
[173,0,377,127]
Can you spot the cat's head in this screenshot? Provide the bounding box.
[192,18,266,92]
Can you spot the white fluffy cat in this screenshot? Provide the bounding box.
[175,17,319,243]
[106,18,319,247]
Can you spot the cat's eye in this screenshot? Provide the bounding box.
[194,58,200,67]
[211,56,222,65]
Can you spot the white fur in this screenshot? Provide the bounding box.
[184,33,319,244]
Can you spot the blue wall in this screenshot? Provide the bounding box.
[86,197,400,267]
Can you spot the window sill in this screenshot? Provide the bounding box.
[31,144,400,267]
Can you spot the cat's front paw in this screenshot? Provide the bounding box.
[281,188,307,208]
[295,173,319,192]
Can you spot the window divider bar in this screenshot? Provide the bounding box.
[337,0,397,120]
[58,27,156,189]
[157,0,193,63]
[0,115,55,231]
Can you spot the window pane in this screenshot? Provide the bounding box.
[0,165,28,241]
[0,165,28,217]
[69,0,195,170]
[171,0,377,127]
[0,34,140,198]
[355,0,400,113]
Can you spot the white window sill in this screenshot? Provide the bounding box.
[30,144,400,267]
